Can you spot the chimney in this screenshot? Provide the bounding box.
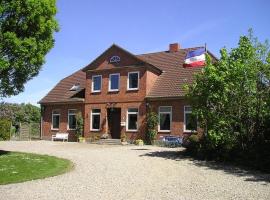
[169,43,180,52]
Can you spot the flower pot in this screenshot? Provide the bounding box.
[78,137,85,143]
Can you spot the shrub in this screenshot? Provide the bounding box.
[75,112,83,139]
[184,30,270,171]
[185,134,201,155]
[0,119,11,140]
[146,111,158,144]
[147,129,157,144]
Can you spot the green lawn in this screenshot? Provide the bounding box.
[0,150,73,185]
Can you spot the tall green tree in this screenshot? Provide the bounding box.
[185,30,270,168]
[0,102,40,124]
[0,0,58,97]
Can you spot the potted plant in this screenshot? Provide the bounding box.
[120,133,127,142]
[135,139,144,146]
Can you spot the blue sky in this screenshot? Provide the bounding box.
[3,0,270,106]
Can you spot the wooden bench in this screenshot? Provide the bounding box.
[52,133,69,142]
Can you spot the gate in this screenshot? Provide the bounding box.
[10,123,41,141]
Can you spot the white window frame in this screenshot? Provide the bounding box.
[127,71,139,90]
[158,106,172,132]
[51,110,60,130]
[68,109,77,130]
[126,108,139,132]
[184,106,197,132]
[91,75,102,93]
[90,109,101,131]
[109,73,120,92]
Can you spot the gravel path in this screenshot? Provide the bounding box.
[0,141,269,200]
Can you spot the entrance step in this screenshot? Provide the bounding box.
[90,139,122,145]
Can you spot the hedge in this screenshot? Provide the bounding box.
[0,119,11,140]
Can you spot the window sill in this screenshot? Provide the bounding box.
[90,129,100,132]
[127,88,139,91]
[108,90,119,92]
[68,129,76,131]
[126,130,138,132]
[51,129,59,131]
[91,91,101,93]
[183,130,197,133]
[158,130,171,133]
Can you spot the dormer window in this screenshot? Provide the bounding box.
[109,73,120,92]
[92,75,102,93]
[110,56,120,63]
[127,71,139,90]
[70,83,80,91]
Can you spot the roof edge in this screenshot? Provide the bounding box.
[39,99,85,105]
[82,44,162,74]
[145,96,185,101]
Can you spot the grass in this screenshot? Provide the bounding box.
[0,150,73,185]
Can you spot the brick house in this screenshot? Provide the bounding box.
[39,43,215,141]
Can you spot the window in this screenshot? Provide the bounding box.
[126,108,138,131]
[159,106,172,132]
[70,83,80,91]
[91,109,101,131]
[127,72,139,90]
[52,110,60,130]
[109,73,120,91]
[184,106,197,132]
[110,55,120,63]
[68,109,77,130]
[92,75,102,92]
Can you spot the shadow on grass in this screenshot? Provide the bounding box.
[0,150,10,156]
[140,149,270,184]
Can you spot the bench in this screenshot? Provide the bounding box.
[52,133,69,142]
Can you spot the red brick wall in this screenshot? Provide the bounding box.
[41,99,198,141]
[85,67,148,104]
[41,103,84,141]
[147,99,197,139]
[84,101,147,141]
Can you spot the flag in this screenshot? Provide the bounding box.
[184,47,206,67]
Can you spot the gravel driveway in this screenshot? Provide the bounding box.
[0,141,269,200]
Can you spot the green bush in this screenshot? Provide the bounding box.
[184,30,270,172]
[147,129,157,144]
[75,112,83,139]
[185,134,201,155]
[146,111,158,144]
[0,119,11,140]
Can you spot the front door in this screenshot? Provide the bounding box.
[107,108,121,139]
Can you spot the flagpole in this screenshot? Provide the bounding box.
[204,43,207,53]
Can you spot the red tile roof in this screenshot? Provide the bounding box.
[39,70,86,104]
[39,45,216,104]
[137,47,207,98]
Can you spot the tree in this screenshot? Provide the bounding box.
[0,0,58,97]
[185,30,270,170]
[0,102,40,124]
